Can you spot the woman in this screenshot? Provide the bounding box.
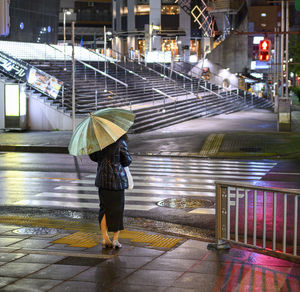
[89,134,132,249]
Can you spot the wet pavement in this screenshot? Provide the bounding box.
[1,109,300,290]
[0,109,300,158]
[0,217,299,291]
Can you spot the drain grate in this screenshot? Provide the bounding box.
[14,227,60,235]
[157,198,213,209]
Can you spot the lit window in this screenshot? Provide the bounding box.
[261,13,267,17]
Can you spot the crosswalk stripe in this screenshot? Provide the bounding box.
[134,157,277,166]
[86,173,265,180]
[13,200,155,211]
[11,157,277,214]
[54,186,215,197]
[35,192,163,202]
[69,180,216,190]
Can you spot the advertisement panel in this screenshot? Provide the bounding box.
[145,51,172,63]
[27,68,63,99]
[0,50,62,99]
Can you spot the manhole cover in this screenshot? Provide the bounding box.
[14,227,60,235]
[157,198,213,209]
[239,147,262,152]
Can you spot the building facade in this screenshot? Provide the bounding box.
[112,0,217,62]
[0,0,60,43]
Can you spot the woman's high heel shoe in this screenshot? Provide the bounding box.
[102,239,112,248]
[113,240,122,249]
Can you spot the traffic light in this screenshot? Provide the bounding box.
[258,39,271,61]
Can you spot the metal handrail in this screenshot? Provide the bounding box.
[48,44,128,88]
[214,181,300,261]
[110,48,196,97]
[149,60,193,81]
[87,48,148,82]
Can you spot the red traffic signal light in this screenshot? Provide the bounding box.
[258,39,271,61]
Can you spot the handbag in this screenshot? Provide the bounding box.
[124,166,134,190]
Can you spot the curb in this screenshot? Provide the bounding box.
[0,145,68,154]
[0,145,299,159]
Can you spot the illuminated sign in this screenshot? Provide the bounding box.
[0,50,63,99]
[145,51,172,63]
[27,68,62,99]
[5,84,20,116]
[258,39,271,62]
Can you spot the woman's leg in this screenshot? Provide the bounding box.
[100,214,111,244]
[113,231,120,241]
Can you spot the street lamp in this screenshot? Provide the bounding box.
[63,9,72,70]
[103,26,112,92]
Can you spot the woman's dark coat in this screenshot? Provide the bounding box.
[89,136,132,190]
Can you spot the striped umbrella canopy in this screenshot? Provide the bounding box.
[68,108,135,156]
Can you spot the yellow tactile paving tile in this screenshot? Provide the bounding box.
[0,216,182,250]
[53,229,182,249]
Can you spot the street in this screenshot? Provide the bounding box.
[2,152,299,232]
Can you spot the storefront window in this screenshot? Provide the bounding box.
[136,4,150,15]
[190,39,202,61]
[161,5,179,15]
[162,38,179,57]
[138,39,145,54]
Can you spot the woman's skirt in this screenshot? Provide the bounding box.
[98,188,125,232]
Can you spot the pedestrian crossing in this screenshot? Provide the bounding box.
[12,157,277,215]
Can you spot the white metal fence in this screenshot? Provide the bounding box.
[214,181,300,260]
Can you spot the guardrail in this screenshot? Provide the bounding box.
[211,181,300,261]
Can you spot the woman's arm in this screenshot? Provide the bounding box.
[120,139,132,167]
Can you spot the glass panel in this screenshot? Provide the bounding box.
[5,84,19,116]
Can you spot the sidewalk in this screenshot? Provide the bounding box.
[0,215,299,291]
[1,109,300,158]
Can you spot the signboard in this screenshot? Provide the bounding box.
[0,51,28,81]
[0,50,62,99]
[27,68,63,99]
[145,51,172,63]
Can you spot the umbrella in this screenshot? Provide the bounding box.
[68,108,135,156]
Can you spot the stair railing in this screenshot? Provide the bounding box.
[48,44,129,111]
[110,48,196,99]
[146,61,194,92]
[87,48,150,94]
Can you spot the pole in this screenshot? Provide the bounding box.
[285,0,289,99]
[63,11,66,70]
[104,25,107,92]
[280,0,284,98]
[72,21,76,132]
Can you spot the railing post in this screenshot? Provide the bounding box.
[272,192,277,251]
[62,85,64,108]
[95,89,98,110]
[293,195,298,256]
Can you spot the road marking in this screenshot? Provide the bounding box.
[189,208,216,215]
[70,179,216,190]
[269,172,300,176]
[199,133,225,156]
[13,200,155,211]
[54,186,215,197]
[35,192,163,202]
